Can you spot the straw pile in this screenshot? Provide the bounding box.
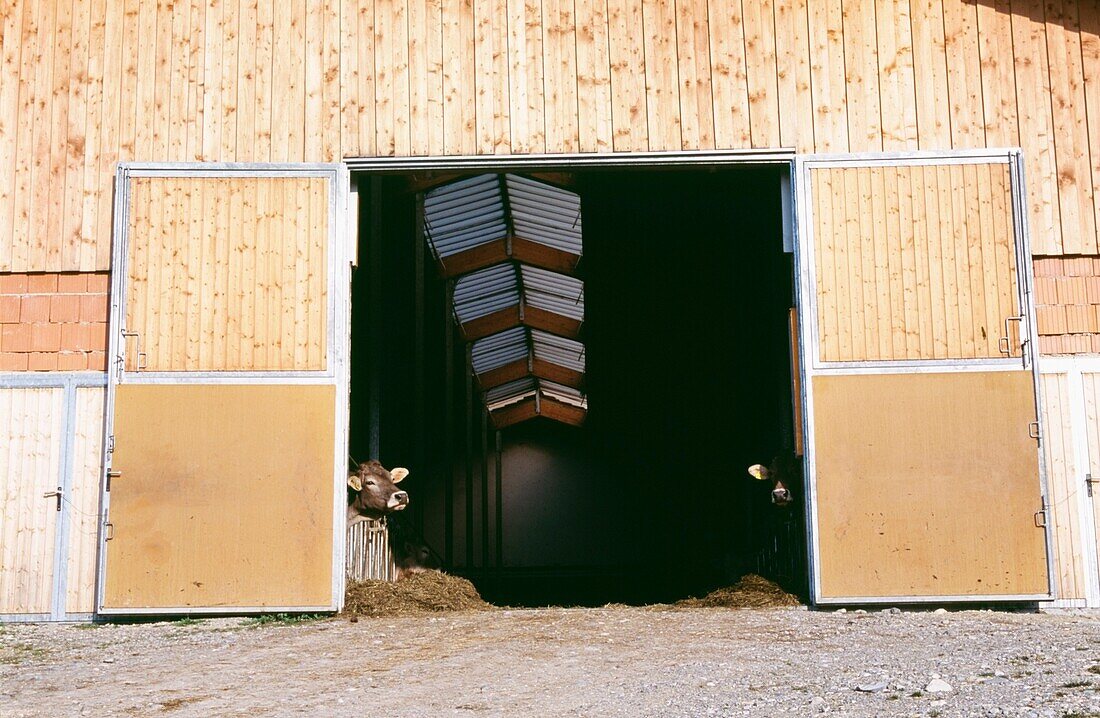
[344,571,493,617]
[675,574,801,609]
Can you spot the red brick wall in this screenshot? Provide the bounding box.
[0,273,109,371]
[1034,257,1100,354]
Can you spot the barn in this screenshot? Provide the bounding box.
[1,0,1099,620]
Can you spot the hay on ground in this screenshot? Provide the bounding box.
[343,571,493,617]
[674,574,801,609]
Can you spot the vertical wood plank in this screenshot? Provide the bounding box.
[184,0,206,161]
[937,165,962,357]
[607,0,647,150]
[742,0,780,149]
[855,168,878,357]
[9,0,41,271]
[43,0,70,270]
[308,177,328,369]
[909,0,951,149]
[62,0,90,270]
[707,0,750,149]
[876,0,918,150]
[942,0,984,147]
[836,169,857,359]
[285,0,306,161]
[236,0,257,162]
[976,0,1019,148]
[976,163,1002,355]
[840,0,882,152]
[641,0,681,151]
[319,0,340,161]
[78,0,106,272]
[67,387,105,614]
[293,179,309,367]
[869,167,894,358]
[305,0,324,160]
[774,0,813,151]
[1082,0,1100,256]
[0,0,25,269]
[1011,0,1062,255]
[813,168,839,362]
[576,0,614,152]
[896,165,922,357]
[542,0,579,153]
[201,0,224,160]
[806,0,848,151]
[443,0,478,154]
[1045,0,1097,255]
[962,163,986,355]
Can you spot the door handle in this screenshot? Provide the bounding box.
[1034,509,1047,528]
[107,469,120,491]
[43,487,62,512]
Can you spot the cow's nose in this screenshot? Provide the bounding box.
[394,491,409,504]
[771,488,790,503]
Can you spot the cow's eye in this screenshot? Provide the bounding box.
[365,479,376,486]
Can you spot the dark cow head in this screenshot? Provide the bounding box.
[747,453,801,508]
[347,460,410,521]
[394,540,442,580]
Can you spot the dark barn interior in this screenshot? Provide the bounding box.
[348,165,805,606]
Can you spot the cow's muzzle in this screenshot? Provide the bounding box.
[771,488,791,506]
[388,491,409,510]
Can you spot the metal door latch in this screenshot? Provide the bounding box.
[1087,473,1099,498]
[1028,422,1041,440]
[106,469,121,491]
[43,487,62,512]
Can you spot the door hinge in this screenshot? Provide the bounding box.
[1087,473,1099,498]
[1034,509,1047,528]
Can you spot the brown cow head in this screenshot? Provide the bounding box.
[747,454,800,508]
[347,460,410,521]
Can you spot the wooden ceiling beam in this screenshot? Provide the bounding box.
[460,307,522,342]
[524,306,582,340]
[476,358,530,390]
[539,396,587,427]
[490,398,538,429]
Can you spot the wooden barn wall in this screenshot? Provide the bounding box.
[0,0,1099,273]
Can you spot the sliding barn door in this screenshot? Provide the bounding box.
[796,152,1052,603]
[98,165,350,615]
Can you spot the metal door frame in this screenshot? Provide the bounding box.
[97,163,351,616]
[792,148,1054,604]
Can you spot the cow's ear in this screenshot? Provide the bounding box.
[347,473,362,492]
[390,467,409,484]
[747,464,770,481]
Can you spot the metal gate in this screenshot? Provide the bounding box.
[97,164,350,615]
[794,150,1053,604]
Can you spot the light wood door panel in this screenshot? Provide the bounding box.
[124,175,330,372]
[809,163,1019,363]
[0,388,63,615]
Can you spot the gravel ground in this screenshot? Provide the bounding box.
[2,607,1100,717]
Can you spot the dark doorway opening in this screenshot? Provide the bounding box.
[349,165,804,606]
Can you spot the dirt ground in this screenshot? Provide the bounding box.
[2,606,1100,718]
